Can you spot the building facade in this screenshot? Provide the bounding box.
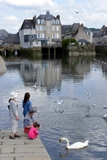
[19,11,61,48]
[62,23,93,44]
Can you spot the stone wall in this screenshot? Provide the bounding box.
[0,56,6,76]
[68,43,95,56]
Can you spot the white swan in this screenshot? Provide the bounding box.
[59,137,89,149]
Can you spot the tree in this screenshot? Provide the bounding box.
[62,38,77,49]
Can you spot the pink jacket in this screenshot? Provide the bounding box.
[28,127,39,139]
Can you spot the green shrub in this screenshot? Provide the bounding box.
[62,38,77,48]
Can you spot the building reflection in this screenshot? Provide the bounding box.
[62,56,93,82]
[5,55,96,94]
[20,59,62,94]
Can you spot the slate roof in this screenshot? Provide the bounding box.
[61,25,72,35]
[20,19,35,30]
[3,34,20,44]
[78,39,88,43]
[61,23,80,37]
[36,11,59,20]
[93,32,103,38]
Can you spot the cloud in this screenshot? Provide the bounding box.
[0,0,107,33]
[0,0,54,7]
[4,15,18,21]
[1,15,21,33]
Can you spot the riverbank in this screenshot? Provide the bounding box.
[68,43,95,56]
[0,129,51,160]
[0,56,6,76]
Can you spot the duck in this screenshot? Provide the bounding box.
[59,137,89,149]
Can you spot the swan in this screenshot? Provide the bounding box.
[59,137,89,149]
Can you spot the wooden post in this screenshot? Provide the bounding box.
[48,47,50,59]
[54,47,56,59]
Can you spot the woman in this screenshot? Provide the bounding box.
[8,91,21,139]
[22,92,33,117]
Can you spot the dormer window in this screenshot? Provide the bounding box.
[52,19,55,24]
[41,19,45,24]
[56,19,59,24]
[38,19,40,24]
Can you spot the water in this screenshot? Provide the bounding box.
[0,54,107,160]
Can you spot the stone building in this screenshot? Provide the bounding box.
[19,11,61,48]
[62,23,93,43]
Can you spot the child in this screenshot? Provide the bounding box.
[28,122,41,140]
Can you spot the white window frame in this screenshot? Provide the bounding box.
[37,33,41,38]
[56,33,59,38]
[56,19,59,24]
[48,28,50,33]
[42,33,44,38]
[38,19,40,24]
[56,26,59,31]
[52,19,55,24]
[52,26,54,31]
[41,19,45,24]
[48,21,50,26]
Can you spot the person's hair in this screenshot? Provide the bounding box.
[33,122,40,128]
[8,98,11,103]
[23,92,30,103]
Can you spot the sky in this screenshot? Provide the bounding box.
[0,0,107,33]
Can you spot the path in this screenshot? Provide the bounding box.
[0,129,51,160]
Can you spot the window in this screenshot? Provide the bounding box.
[56,26,59,31]
[37,33,41,38]
[26,25,29,28]
[56,33,59,38]
[24,35,29,42]
[32,35,34,39]
[37,26,40,31]
[42,33,44,38]
[52,34,55,38]
[48,28,50,33]
[52,26,54,31]
[38,19,40,24]
[48,21,50,26]
[36,41,38,44]
[42,26,45,31]
[56,19,59,24]
[41,19,45,24]
[52,19,55,24]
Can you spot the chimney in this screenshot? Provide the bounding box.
[57,15,60,19]
[33,15,36,22]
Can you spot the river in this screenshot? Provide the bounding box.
[0,53,107,160]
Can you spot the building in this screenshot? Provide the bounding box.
[2,34,20,46]
[62,23,93,44]
[19,11,61,48]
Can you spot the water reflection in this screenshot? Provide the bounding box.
[1,54,107,160]
[59,149,69,158]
